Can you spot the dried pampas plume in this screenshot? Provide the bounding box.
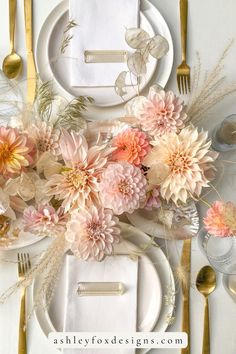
[0,235,68,314]
[187,40,236,124]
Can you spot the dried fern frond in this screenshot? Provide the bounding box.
[36,80,55,120]
[187,40,236,124]
[60,20,78,54]
[54,96,93,131]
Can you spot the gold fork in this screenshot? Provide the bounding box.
[18,253,31,354]
[177,0,191,94]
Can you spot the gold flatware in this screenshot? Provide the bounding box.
[196,265,216,354]
[180,238,191,354]
[18,253,31,354]
[24,0,37,104]
[2,0,23,79]
[177,0,191,94]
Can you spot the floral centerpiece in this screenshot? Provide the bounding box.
[0,82,218,262]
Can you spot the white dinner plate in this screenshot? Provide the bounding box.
[0,218,44,251]
[36,0,173,114]
[34,222,175,354]
[47,240,161,333]
[47,10,156,106]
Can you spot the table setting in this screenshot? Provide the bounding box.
[0,0,236,354]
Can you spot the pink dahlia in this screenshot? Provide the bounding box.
[111,128,150,166]
[0,127,35,176]
[46,130,113,212]
[137,90,187,137]
[204,201,236,237]
[30,121,61,157]
[99,162,147,215]
[23,204,68,236]
[66,206,120,261]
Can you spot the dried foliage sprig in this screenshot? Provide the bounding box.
[60,20,78,54]
[187,40,236,124]
[54,96,93,131]
[36,80,55,119]
[35,81,93,131]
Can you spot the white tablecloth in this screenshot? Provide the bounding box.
[0,0,236,353]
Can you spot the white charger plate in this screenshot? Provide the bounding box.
[36,0,173,112]
[0,218,44,251]
[34,222,175,354]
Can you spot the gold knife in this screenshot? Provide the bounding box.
[24,0,36,104]
[181,238,191,354]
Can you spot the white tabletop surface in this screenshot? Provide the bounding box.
[0,0,236,353]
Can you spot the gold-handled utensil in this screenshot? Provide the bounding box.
[18,253,31,354]
[180,238,191,354]
[196,265,216,354]
[177,0,191,94]
[24,0,37,104]
[2,0,23,79]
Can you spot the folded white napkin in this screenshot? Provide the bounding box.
[69,0,140,87]
[63,254,138,354]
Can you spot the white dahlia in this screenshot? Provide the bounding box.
[144,126,218,204]
[66,206,120,261]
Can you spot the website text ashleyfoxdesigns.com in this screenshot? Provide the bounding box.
[49,332,187,349]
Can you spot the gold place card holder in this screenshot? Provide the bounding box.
[77,282,125,296]
[84,50,127,63]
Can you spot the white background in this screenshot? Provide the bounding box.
[0,0,236,353]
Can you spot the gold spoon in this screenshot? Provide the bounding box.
[196,265,216,354]
[2,0,23,79]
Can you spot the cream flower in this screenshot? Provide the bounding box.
[144,126,218,204]
[46,130,113,212]
[30,121,61,157]
[0,177,27,219]
[66,206,120,261]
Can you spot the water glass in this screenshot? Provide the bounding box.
[198,228,236,275]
